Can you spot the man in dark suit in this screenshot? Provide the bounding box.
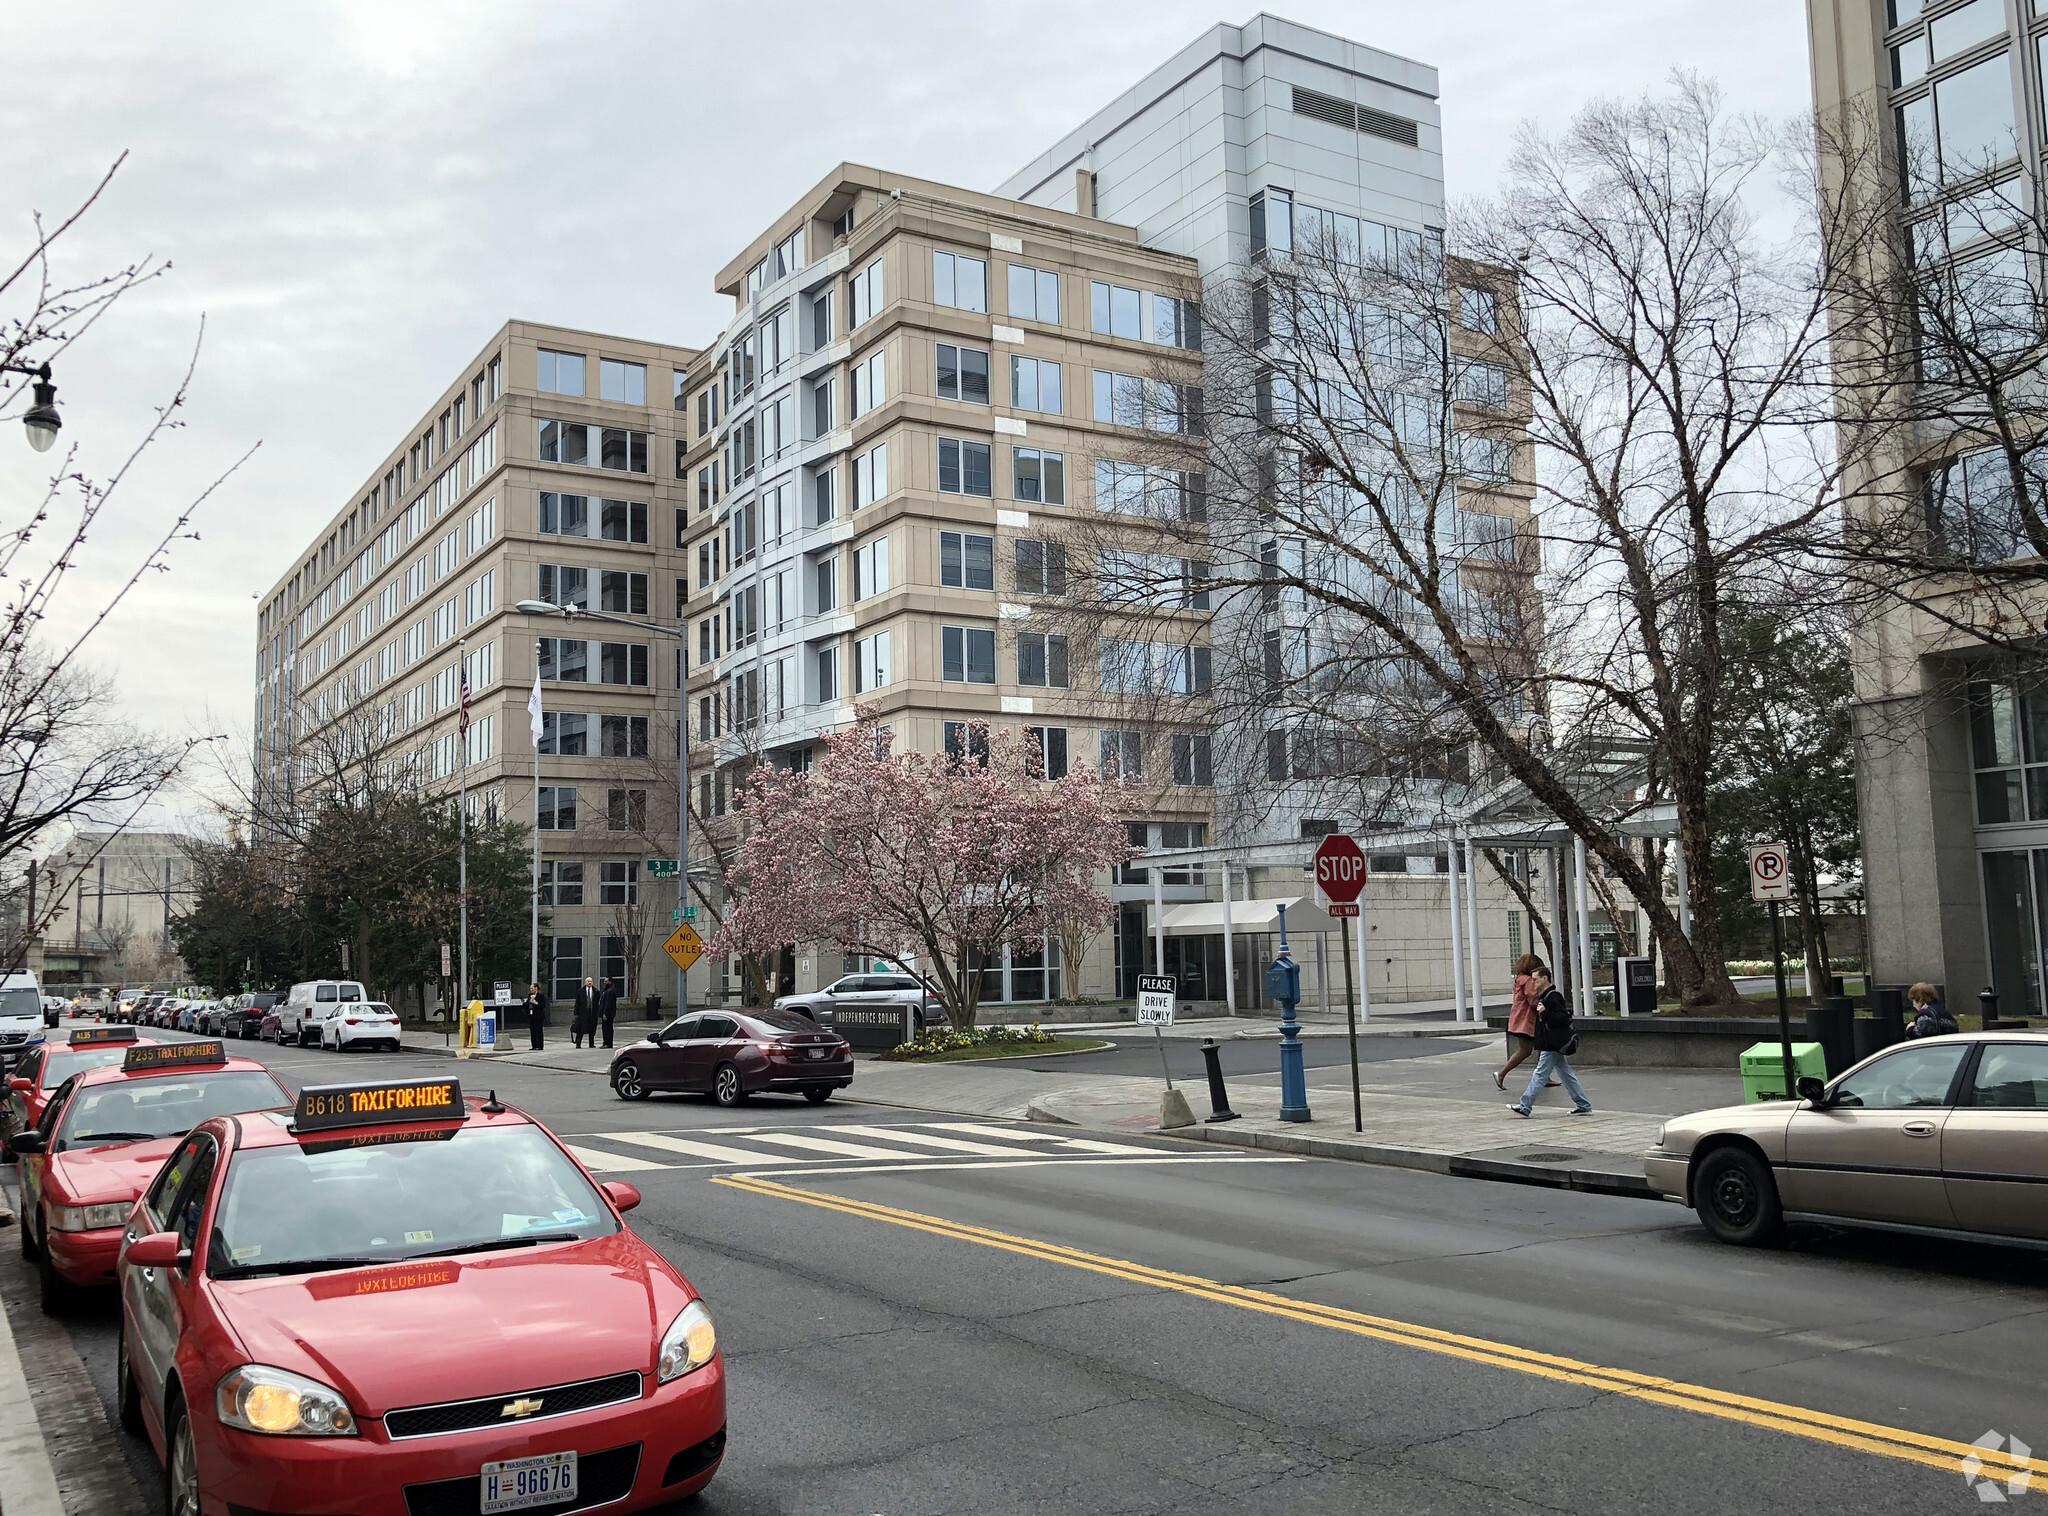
[598,977,620,1048]
[524,982,549,1051]
[572,977,598,1048]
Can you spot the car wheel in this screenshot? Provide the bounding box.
[116,1320,144,1434]
[165,1392,201,1516]
[803,1086,832,1105]
[37,1216,74,1315]
[612,1062,649,1101]
[712,1062,748,1108]
[1694,1145,1784,1247]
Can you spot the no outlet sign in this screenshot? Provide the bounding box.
[1314,834,1367,907]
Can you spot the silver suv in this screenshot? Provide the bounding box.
[775,973,944,1034]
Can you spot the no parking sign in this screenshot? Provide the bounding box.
[1747,842,1793,903]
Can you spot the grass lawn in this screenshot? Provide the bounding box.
[881,1037,1109,1064]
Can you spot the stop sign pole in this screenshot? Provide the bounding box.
[1315,835,1368,1133]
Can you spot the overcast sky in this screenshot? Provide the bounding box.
[3,0,1813,813]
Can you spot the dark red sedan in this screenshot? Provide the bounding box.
[610,1009,851,1106]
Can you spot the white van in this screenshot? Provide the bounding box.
[276,980,367,1047]
[0,973,44,1066]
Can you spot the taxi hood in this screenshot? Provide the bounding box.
[50,1137,181,1207]
[209,1233,694,1417]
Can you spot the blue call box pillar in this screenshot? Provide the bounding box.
[1268,902,1310,1122]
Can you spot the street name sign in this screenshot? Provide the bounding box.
[1748,842,1794,903]
[662,924,706,971]
[646,859,680,879]
[1136,974,1176,1025]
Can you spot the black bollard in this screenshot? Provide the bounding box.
[1200,1038,1240,1123]
[1873,986,1905,1046]
[1980,986,2001,1031]
[1806,996,1856,1078]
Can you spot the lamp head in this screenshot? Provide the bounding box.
[22,367,59,453]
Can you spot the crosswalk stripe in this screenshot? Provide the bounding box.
[922,1123,1141,1156]
[820,1125,1033,1157]
[564,1143,669,1173]
[601,1132,780,1164]
[735,1131,922,1161]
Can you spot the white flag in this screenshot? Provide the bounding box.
[527,670,544,744]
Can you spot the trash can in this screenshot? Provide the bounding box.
[1740,1040,1826,1103]
[478,1009,497,1049]
[1612,957,1657,1017]
[646,994,662,1021]
[1806,996,1856,1077]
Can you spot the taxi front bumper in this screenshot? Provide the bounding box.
[1644,1151,1690,1204]
[45,1224,124,1286]
[192,1357,725,1516]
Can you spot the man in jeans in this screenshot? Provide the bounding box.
[1508,967,1593,1116]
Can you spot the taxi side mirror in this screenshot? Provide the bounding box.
[1796,1076,1831,1107]
[8,1077,29,1093]
[125,1232,184,1269]
[7,1131,44,1155]
[601,1181,642,1213]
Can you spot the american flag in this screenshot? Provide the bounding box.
[458,661,472,737]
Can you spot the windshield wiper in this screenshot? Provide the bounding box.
[228,1255,396,1277]
[67,1131,162,1145]
[411,1232,584,1260]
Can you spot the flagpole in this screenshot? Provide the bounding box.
[457,637,469,1012]
[529,642,543,1001]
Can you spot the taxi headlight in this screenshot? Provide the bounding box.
[50,1201,132,1232]
[215,1365,358,1437]
[1655,1123,1668,1148]
[657,1300,717,1383]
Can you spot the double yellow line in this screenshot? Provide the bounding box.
[715,1173,2044,1487]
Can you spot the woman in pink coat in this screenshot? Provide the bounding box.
[1496,953,1544,1089]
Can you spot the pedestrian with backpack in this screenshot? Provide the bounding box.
[1905,982,1958,1038]
[1508,966,1593,1116]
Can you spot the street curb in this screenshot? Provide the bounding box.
[877,1039,1119,1066]
[1025,1098,1659,1201]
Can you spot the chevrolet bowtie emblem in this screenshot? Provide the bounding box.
[501,1398,545,1418]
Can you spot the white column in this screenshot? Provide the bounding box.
[1316,931,1330,1018]
[1445,840,1468,1021]
[1463,829,1485,1021]
[1356,906,1372,1025]
[1221,857,1238,1016]
[1673,835,1693,938]
[1573,834,1595,1017]
[1152,867,1167,978]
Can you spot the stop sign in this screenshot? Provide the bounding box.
[1314,834,1367,904]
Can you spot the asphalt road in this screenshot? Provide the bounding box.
[1017,1028,1479,1080]
[9,1023,2044,1514]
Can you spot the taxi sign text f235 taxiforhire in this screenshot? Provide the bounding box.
[68,1026,137,1046]
[122,1041,227,1071]
[293,1078,464,1133]
[1136,974,1176,1025]
[1748,842,1794,903]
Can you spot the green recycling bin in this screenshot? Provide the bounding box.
[1740,1040,1826,1103]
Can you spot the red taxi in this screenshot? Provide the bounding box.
[115,1077,726,1515]
[8,1041,291,1312]
[3,1026,164,1154]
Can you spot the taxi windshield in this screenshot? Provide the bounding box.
[42,1047,138,1086]
[210,1124,618,1276]
[57,1072,288,1149]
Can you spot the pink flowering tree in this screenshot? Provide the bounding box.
[706,716,1132,1029]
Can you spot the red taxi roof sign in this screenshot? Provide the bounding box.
[123,1040,227,1071]
[293,1078,463,1133]
[68,1026,138,1046]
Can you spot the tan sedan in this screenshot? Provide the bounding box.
[1648,1031,2048,1246]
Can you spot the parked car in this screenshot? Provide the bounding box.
[773,972,944,1035]
[276,979,369,1047]
[611,1009,853,1106]
[317,998,403,1053]
[1,973,47,1067]
[218,993,279,1039]
[257,1010,286,1044]
[1649,1031,2048,1247]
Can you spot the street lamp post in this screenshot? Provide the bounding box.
[516,600,690,1015]
[3,362,63,452]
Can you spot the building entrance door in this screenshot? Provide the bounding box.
[1979,849,2048,1018]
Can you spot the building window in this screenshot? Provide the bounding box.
[547,935,582,1001]
[1099,729,1142,781]
[1459,286,1499,334]
[854,443,888,508]
[538,786,578,830]
[540,861,583,906]
[849,257,885,327]
[854,630,891,691]
[1008,264,1060,324]
[597,359,646,405]
[852,351,887,417]
[539,564,589,610]
[538,349,584,396]
[1010,357,1062,413]
[538,420,649,474]
[1014,539,1067,596]
[853,537,890,600]
[1012,448,1065,504]
[932,250,988,312]
[935,344,991,404]
[1171,733,1213,787]
[937,437,993,497]
[600,715,650,757]
[598,936,633,996]
[943,720,990,764]
[1024,725,1068,779]
[539,711,588,755]
[600,861,639,905]
[941,625,996,684]
[606,789,647,832]
[1456,361,1509,409]
[940,531,995,590]
[600,570,648,615]
[816,643,840,702]
[1015,631,1069,688]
